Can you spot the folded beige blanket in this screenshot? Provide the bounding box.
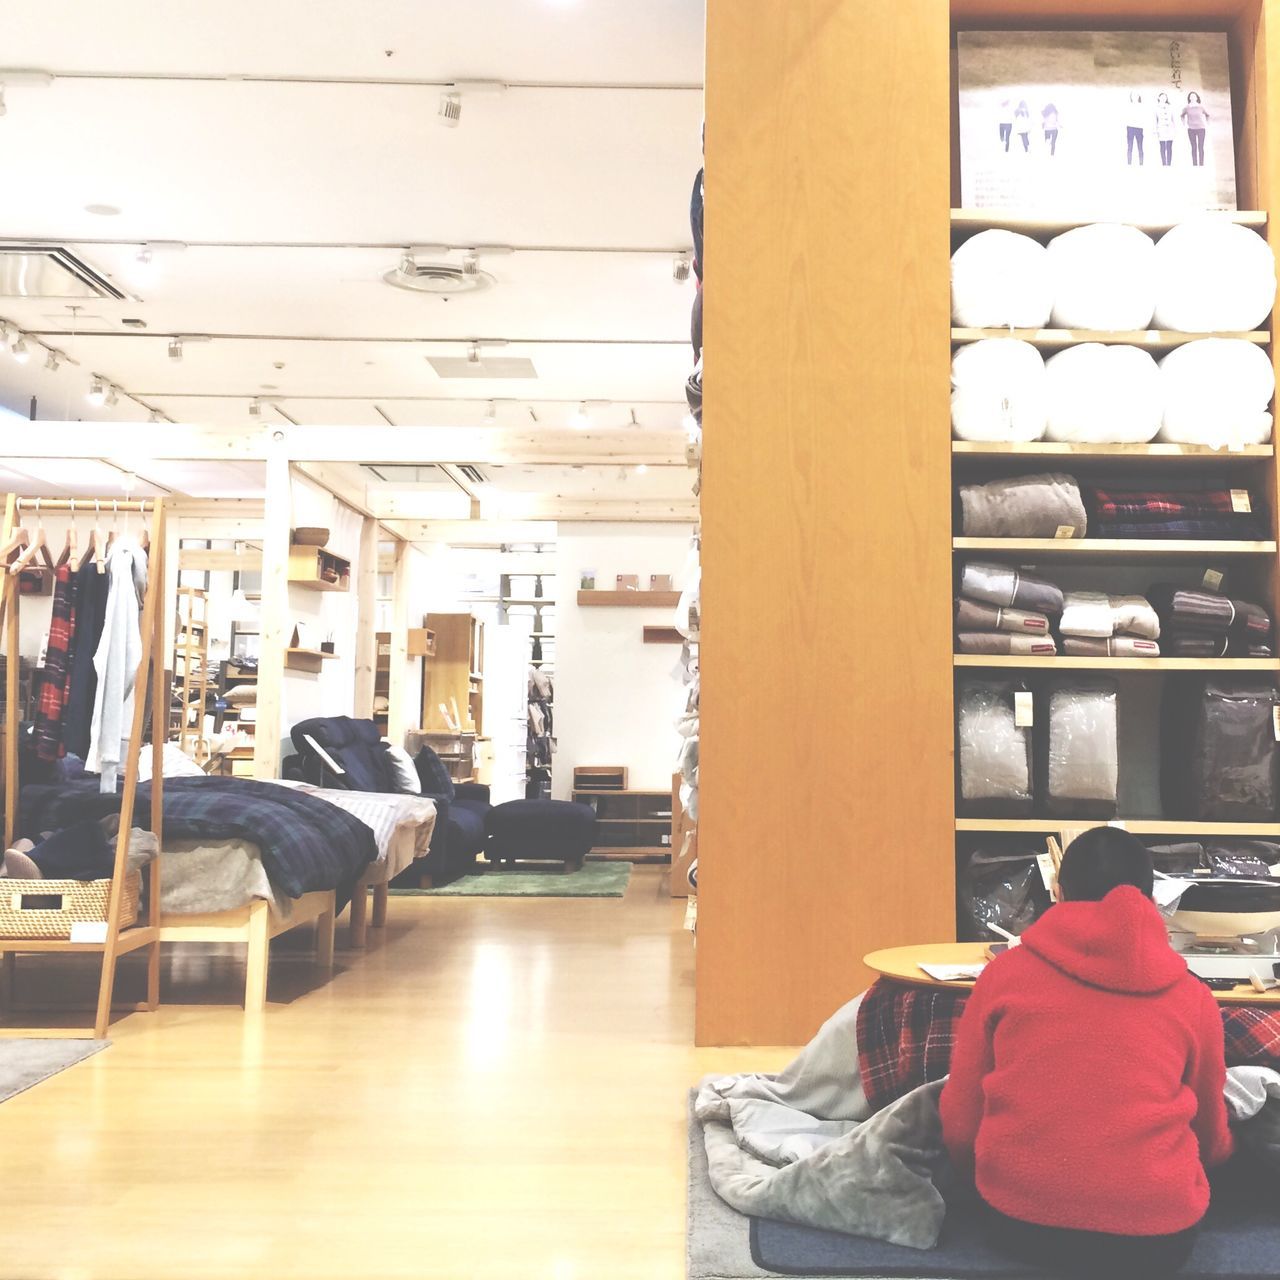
[1062,637,1161,657]
[958,472,1087,539]
[955,598,1051,635]
[1108,595,1161,640]
[956,632,1058,656]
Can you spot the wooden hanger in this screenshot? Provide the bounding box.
[0,524,29,565]
[94,501,106,574]
[56,502,77,568]
[9,500,52,577]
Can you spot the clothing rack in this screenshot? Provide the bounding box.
[0,493,167,1038]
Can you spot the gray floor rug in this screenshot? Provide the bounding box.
[0,1039,108,1105]
[393,861,632,898]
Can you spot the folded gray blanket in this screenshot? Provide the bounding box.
[959,561,1065,616]
[956,632,1057,656]
[959,472,1087,539]
[955,597,1050,635]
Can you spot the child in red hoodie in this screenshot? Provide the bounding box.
[940,827,1234,1276]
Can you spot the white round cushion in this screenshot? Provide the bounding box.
[1043,344,1162,443]
[951,339,1048,442]
[1159,339,1275,448]
[951,230,1052,328]
[1047,224,1157,330]
[1152,219,1277,332]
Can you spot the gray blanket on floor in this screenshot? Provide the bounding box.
[696,992,1280,1252]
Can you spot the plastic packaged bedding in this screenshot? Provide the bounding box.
[957,844,1052,941]
[957,678,1034,815]
[1042,681,1119,819]
[1043,344,1163,443]
[1152,218,1277,333]
[951,229,1053,328]
[1159,338,1275,449]
[951,339,1048,442]
[1047,224,1157,331]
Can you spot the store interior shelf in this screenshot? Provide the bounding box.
[953,537,1277,558]
[577,590,682,607]
[285,649,338,673]
[643,625,685,644]
[951,327,1269,349]
[950,208,1268,236]
[953,656,1280,671]
[952,442,1275,464]
[956,818,1280,837]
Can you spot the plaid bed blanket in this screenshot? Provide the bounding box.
[19,777,375,900]
[1092,518,1268,540]
[856,977,1280,1113]
[1089,489,1257,523]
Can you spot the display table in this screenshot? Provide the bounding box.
[864,943,1280,1006]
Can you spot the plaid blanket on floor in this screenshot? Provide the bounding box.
[856,977,1280,1113]
[19,776,375,900]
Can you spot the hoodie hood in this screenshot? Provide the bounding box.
[1020,885,1187,995]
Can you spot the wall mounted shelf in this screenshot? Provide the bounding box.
[577,590,682,607]
[953,537,1277,559]
[951,328,1268,349]
[285,649,338,674]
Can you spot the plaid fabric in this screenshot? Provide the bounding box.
[856,977,1280,1112]
[1093,518,1267,540]
[1090,489,1253,523]
[32,564,76,762]
[19,776,375,899]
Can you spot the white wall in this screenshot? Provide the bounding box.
[552,522,693,799]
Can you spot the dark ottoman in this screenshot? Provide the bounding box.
[485,800,596,871]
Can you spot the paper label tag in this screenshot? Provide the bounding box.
[1036,852,1057,891]
[1202,569,1224,593]
[1231,489,1252,513]
[69,922,109,944]
[1273,706,1280,742]
[1014,691,1034,728]
[1054,525,1076,540]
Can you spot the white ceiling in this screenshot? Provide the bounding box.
[0,0,704,511]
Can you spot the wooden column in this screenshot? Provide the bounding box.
[386,540,411,746]
[354,517,379,719]
[697,0,955,1045]
[254,447,291,780]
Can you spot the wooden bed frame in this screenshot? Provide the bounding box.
[159,890,336,1013]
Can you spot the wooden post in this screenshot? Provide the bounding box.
[146,506,166,1011]
[354,516,379,718]
[254,448,291,780]
[1,494,17,850]
[386,540,411,746]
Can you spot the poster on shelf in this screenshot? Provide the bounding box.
[956,30,1237,215]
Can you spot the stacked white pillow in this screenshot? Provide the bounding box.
[951,229,1052,328]
[1047,224,1157,330]
[951,339,1048,442]
[1152,218,1277,332]
[1159,338,1275,448]
[1043,344,1162,443]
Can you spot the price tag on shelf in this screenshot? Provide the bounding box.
[1054,525,1076,540]
[1014,691,1034,728]
[1202,569,1224,593]
[1231,489,1253,513]
[1036,851,1057,891]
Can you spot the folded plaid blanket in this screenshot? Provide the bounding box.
[856,977,1280,1112]
[1092,517,1268,540]
[1090,488,1260,524]
[19,777,376,900]
[1149,586,1273,640]
[955,597,1050,635]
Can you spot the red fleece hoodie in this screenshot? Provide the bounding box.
[939,886,1234,1236]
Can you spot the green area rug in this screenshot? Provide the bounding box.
[393,861,632,898]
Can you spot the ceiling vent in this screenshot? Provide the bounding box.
[383,258,494,296]
[0,247,126,300]
[456,464,487,485]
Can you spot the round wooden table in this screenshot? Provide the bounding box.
[863,942,1280,1005]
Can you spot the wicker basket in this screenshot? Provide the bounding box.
[0,871,141,939]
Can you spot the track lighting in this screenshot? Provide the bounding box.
[168,337,183,361]
[438,91,462,127]
[105,385,119,407]
[148,409,164,424]
[673,253,693,282]
[635,463,649,475]
[249,397,263,417]
[44,349,60,372]
[462,250,480,276]
[86,377,106,407]
[10,338,28,363]
[570,402,590,430]
[467,341,482,364]
[483,400,497,425]
[136,246,153,267]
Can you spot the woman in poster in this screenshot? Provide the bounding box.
[997,99,1013,152]
[1041,102,1060,156]
[1014,100,1031,153]
[1154,92,1176,165]
[1182,91,1210,166]
[1126,90,1146,165]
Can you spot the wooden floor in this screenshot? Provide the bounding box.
[0,868,795,1280]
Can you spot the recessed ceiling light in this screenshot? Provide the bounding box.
[635,463,649,475]
[168,337,183,362]
[84,203,122,217]
[86,377,106,406]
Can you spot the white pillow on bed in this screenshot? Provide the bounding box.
[136,742,206,782]
[1159,339,1276,449]
[381,740,422,795]
[1153,218,1277,332]
[951,339,1048,442]
[1047,224,1157,331]
[951,230,1052,328]
[1044,343,1162,443]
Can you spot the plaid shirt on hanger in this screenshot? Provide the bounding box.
[32,563,76,761]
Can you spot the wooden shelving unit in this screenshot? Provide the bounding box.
[577,590,682,607]
[287,544,351,592]
[954,537,1277,558]
[950,209,1269,237]
[953,442,1275,464]
[284,648,338,674]
[171,585,209,762]
[951,328,1268,349]
[575,787,673,861]
[423,612,484,735]
[956,818,1280,838]
[954,656,1280,671]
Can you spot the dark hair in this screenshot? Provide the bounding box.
[1188,91,1202,104]
[1057,827,1154,902]
[1158,92,1169,103]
